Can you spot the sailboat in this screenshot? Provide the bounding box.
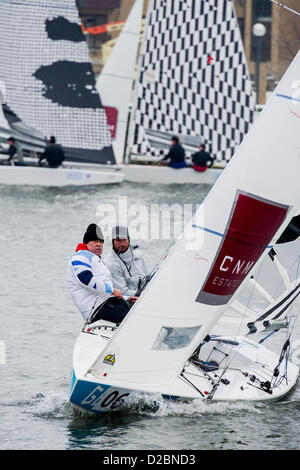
[0,0,123,186]
[97,0,255,185]
[69,50,300,414]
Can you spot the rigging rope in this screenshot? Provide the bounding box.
[268,0,300,17]
[201,260,266,399]
[271,255,300,388]
[206,251,300,398]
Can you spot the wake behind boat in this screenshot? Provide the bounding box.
[70,50,300,414]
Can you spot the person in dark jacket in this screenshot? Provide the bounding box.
[38,136,65,168]
[161,136,186,169]
[191,144,214,172]
[2,137,24,165]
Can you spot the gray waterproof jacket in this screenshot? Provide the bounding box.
[104,246,148,296]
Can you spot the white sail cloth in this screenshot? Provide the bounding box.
[90,51,300,389]
[97,0,143,163]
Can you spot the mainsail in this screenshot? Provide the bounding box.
[0,0,115,165]
[128,0,255,163]
[97,0,143,164]
[90,51,300,390]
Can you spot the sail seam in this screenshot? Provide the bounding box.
[192,224,273,248]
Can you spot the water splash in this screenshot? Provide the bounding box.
[118,392,261,418]
[24,391,73,419]
[20,390,262,420]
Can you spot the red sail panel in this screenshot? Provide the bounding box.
[104,106,118,139]
[196,191,289,306]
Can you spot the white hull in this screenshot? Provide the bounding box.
[0,160,222,186]
[122,164,223,185]
[0,164,124,186]
[70,321,299,414]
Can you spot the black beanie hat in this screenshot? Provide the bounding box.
[83,223,104,244]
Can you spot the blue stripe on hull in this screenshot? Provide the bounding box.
[162,394,181,401]
[70,379,111,414]
[70,379,182,413]
[70,369,77,395]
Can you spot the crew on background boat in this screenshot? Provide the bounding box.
[1,136,24,165]
[161,135,186,169]
[191,144,214,172]
[68,223,137,325]
[105,225,149,298]
[38,135,65,168]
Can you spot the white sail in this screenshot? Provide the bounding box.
[88,51,300,390]
[96,0,143,164]
[128,0,255,163]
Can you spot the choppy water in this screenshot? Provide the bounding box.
[1,182,300,451]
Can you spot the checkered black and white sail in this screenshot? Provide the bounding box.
[129,0,255,162]
[0,0,115,164]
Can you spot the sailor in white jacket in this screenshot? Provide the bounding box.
[104,226,149,297]
[68,224,136,324]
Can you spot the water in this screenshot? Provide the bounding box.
[1,182,300,451]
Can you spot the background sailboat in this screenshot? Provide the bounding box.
[127,0,256,164]
[0,0,119,172]
[93,0,256,183]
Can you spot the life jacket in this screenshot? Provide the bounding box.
[76,243,88,252]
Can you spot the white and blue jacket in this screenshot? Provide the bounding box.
[68,244,114,321]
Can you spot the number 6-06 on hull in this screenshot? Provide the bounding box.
[70,374,131,414]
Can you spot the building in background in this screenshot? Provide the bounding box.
[234,0,300,103]
[77,0,147,76]
[77,0,300,104]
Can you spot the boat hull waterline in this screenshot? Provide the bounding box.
[0,165,124,186]
[70,323,299,415]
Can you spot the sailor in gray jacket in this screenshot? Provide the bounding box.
[69,223,136,324]
[104,226,149,298]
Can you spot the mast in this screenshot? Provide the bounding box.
[124,0,154,164]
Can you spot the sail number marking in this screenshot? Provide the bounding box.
[80,385,129,411]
